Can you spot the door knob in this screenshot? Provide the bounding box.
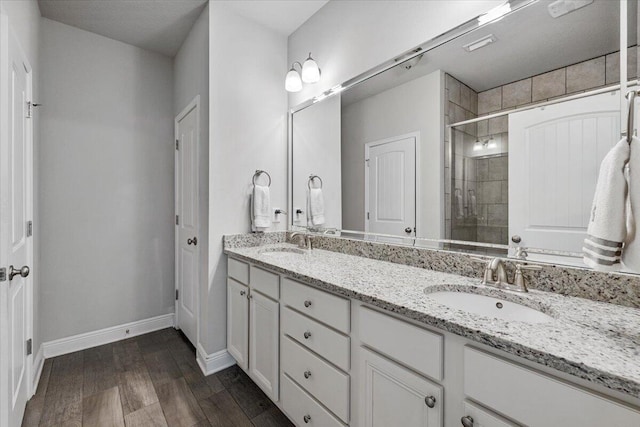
[9,265,30,281]
[424,395,436,408]
[511,235,522,243]
[461,416,474,427]
[405,227,412,234]
[187,237,198,246]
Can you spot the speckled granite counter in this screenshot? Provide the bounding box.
[224,241,640,400]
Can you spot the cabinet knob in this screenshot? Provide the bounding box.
[240,290,246,296]
[511,235,522,243]
[424,395,436,408]
[461,416,474,427]
[304,370,312,379]
[303,414,311,423]
[304,331,312,339]
[304,300,312,308]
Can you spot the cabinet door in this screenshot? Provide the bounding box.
[360,347,442,427]
[227,278,249,370]
[249,290,279,401]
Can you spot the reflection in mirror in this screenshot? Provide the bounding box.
[290,0,639,269]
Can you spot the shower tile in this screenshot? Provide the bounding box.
[445,194,452,221]
[488,116,508,134]
[480,181,502,204]
[488,156,508,181]
[445,220,451,239]
[448,76,461,105]
[460,84,474,111]
[566,57,605,93]
[477,226,503,244]
[487,204,508,226]
[478,87,502,115]
[502,78,532,109]
[477,120,488,137]
[532,68,565,102]
[470,90,478,115]
[477,159,489,181]
[476,203,487,226]
[501,181,509,203]
[606,48,639,85]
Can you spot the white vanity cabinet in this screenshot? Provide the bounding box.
[226,258,280,401]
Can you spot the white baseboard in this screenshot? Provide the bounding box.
[31,345,45,396]
[42,313,175,358]
[196,343,236,376]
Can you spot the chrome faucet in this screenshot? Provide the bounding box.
[290,232,312,250]
[474,257,541,293]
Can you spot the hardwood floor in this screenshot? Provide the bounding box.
[23,328,294,427]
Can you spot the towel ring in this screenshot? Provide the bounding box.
[252,170,271,187]
[308,174,323,190]
[626,90,637,144]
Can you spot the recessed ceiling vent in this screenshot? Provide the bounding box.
[463,34,497,52]
[548,0,594,18]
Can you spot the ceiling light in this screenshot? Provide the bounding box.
[285,62,303,92]
[463,34,497,52]
[477,2,511,26]
[301,53,321,83]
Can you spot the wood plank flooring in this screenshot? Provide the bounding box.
[23,328,294,427]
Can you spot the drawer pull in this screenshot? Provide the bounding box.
[461,416,474,427]
[425,395,436,408]
[304,370,312,379]
[303,414,311,423]
[303,331,312,339]
[304,300,312,308]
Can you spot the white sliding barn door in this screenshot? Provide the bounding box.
[365,135,416,242]
[509,92,620,261]
[175,97,200,346]
[1,15,34,427]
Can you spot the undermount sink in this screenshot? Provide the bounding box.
[259,246,308,256]
[425,291,554,324]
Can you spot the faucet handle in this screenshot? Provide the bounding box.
[513,263,541,292]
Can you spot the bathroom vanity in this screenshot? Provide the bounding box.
[224,234,640,427]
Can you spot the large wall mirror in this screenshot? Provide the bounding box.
[290,0,639,269]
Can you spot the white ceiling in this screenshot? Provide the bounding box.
[218,0,328,36]
[38,0,209,57]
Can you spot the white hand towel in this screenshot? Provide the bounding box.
[622,136,640,272]
[309,188,325,226]
[583,138,630,271]
[455,188,464,219]
[252,184,271,231]
[469,190,477,216]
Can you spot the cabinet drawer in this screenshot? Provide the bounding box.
[282,278,350,333]
[462,401,518,427]
[464,347,640,426]
[250,265,279,300]
[228,258,249,284]
[282,336,350,423]
[359,306,443,381]
[282,374,345,427]
[282,306,350,371]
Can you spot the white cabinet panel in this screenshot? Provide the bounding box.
[249,290,279,401]
[250,265,280,300]
[282,278,350,333]
[228,258,249,284]
[282,374,345,427]
[227,278,249,370]
[464,347,640,427]
[359,347,443,427]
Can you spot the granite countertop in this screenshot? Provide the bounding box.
[225,243,640,400]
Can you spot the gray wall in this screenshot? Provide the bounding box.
[174,4,209,348]
[39,18,175,342]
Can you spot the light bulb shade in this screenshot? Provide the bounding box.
[285,68,302,92]
[301,54,320,83]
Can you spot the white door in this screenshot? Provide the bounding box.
[227,279,249,370]
[359,347,442,427]
[0,16,34,427]
[175,97,199,345]
[365,135,416,240]
[509,91,620,262]
[248,290,279,401]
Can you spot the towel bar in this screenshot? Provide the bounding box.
[252,169,271,187]
[308,174,323,190]
[626,90,637,144]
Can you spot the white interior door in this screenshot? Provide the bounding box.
[1,15,34,427]
[175,97,199,346]
[365,136,416,240]
[509,91,620,262]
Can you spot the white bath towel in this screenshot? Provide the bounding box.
[455,188,464,219]
[469,190,477,216]
[252,184,271,231]
[583,138,630,271]
[622,136,640,272]
[308,188,325,226]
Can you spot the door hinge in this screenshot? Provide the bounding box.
[0,268,6,282]
[175,289,179,300]
[26,102,41,119]
[26,339,32,356]
[27,220,33,237]
[176,215,179,225]
[175,139,179,150]
[367,212,370,220]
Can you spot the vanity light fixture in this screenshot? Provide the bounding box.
[286,52,321,92]
[463,34,497,52]
[478,2,512,25]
